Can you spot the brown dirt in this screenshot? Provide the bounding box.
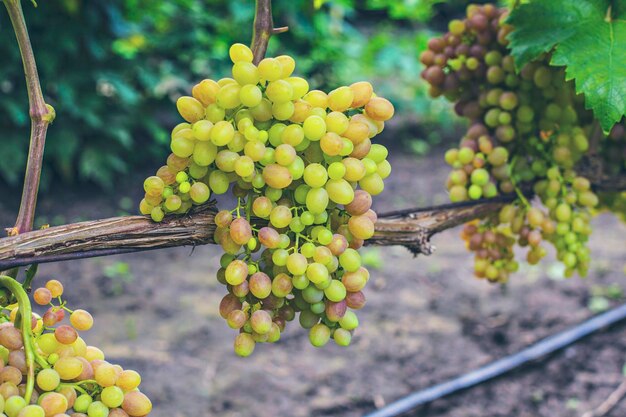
[1,151,625,417]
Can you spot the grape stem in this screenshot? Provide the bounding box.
[57,382,92,396]
[251,0,289,65]
[2,0,55,239]
[246,194,253,222]
[0,275,37,403]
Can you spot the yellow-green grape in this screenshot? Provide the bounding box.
[192,120,213,141]
[276,55,295,77]
[240,84,263,107]
[192,141,218,166]
[87,401,109,417]
[309,323,331,347]
[258,57,283,81]
[303,115,326,141]
[36,368,60,391]
[266,80,293,104]
[339,310,359,330]
[359,173,384,195]
[192,79,219,106]
[272,101,295,120]
[232,62,260,85]
[217,83,242,109]
[54,357,83,380]
[73,395,93,413]
[287,77,309,99]
[116,370,141,391]
[189,182,210,204]
[306,187,329,214]
[150,207,164,222]
[326,179,354,204]
[233,333,255,357]
[229,43,253,63]
[328,86,354,112]
[333,328,352,346]
[176,96,205,123]
[101,386,125,408]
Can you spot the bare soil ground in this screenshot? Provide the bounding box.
[1,151,625,417]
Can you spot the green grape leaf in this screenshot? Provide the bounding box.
[507,0,626,131]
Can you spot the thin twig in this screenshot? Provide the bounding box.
[581,379,626,417]
[3,0,54,235]
[250,0,288,65]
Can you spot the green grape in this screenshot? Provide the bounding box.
[287,77,309,99]
[208,170,230,194]
[287,157,305,180]
[266,80,293,104]
[229,43,253,63]
[216,83,242,109]
[303,116,327,141]
[101,386,124,408]
[359,173,384,196]
[258,57,283,81]
[281,124,305,147]
[210,121,235,146]
[17,405,45,417]
[232,61,260,85]
[286,253,308,276]
[326,179,355,204]
[87,401,109,417]
[302,285,324,303]
[36,368,60,391]
[333,328,352,346]
[5,396,25,417]
[205,103,226,123]
[339,249,361,272]
[339,311,359,330]
[306,188,329,214]
[238,85,262,108]
[176,96,205,123]
[309,323,331,347]
[324,280,347,302]
[270,206,292,228]
[306,263,329,285]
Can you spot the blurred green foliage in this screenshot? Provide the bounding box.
[0,0,465,190]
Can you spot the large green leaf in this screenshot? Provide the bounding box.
[507,0,626,131]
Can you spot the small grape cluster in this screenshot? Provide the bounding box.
[422,3,606,281]
[140,43,394,355]
[0,278,152,417]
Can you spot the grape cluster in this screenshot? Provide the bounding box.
[0,278,152,417]
[422,3,608,281]
[598,123,626,222]
[140,43,394,355]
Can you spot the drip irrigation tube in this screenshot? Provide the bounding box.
[364,303,626,417]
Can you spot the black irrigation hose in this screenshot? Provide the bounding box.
[364,303,626,417]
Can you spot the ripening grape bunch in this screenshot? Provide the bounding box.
[140,43,394,355]
[0,277,152,417]
[420,3,624,282]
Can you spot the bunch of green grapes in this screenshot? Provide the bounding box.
[422,3,609,282]
[0,277,151,417]
[597,123,626,221]
[140,43,394,355]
